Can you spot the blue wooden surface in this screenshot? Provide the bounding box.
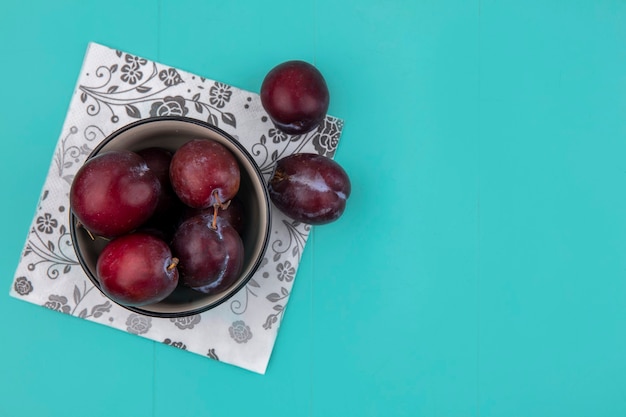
[2,1,626,416]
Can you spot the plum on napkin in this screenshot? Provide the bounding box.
[9,42,343,374]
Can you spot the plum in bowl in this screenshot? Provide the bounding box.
[69,117,271,318]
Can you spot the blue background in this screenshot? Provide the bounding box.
[2,0,626,416]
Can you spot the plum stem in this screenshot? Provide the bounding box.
[167,257,179,271]
[210,190,231,230]
[211,205,218,230]
[213,190,231,210]
[272,168,287,183]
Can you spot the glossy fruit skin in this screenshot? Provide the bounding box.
[268,153,351,225]
[169,139,240,209]
[171,214,244,294]
[137,147,178,219]
[182,196,245,235]
[70,150,161,238]
[260,60,330,135]
[96,232,179,306]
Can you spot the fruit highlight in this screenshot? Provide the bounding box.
[268,153,351,225]
[70,150,161,238]
[261,60,330,135]
[71,60,350,313]
[171,214,244,294]
[96,232,179,306]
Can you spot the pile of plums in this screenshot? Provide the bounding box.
[261,61,351,224]
[69,60,351,309]
[70,139,246,307]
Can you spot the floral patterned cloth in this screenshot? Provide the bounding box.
[9,42,343,374]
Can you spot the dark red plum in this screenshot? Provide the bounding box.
[169,139,240,209]
[171,214,244,294]
[260,60,330,135]
[268,153,350,225]
[70,150,161,238]
[96,232,179,306]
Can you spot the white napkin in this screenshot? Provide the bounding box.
[9,42,343,374]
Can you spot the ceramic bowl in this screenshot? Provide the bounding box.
[70,116,271,317]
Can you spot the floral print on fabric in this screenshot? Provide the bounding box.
[10,43,345,374]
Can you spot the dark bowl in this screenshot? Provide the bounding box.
[69,117,271,317]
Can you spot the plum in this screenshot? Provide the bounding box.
[169,139,240,209]
[96,232,179,306]
[268,153,350,225]
[261,60,330,135]
[70,150,161,238]
[171,214,244,294]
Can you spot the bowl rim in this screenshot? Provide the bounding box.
[69,116,272,318]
